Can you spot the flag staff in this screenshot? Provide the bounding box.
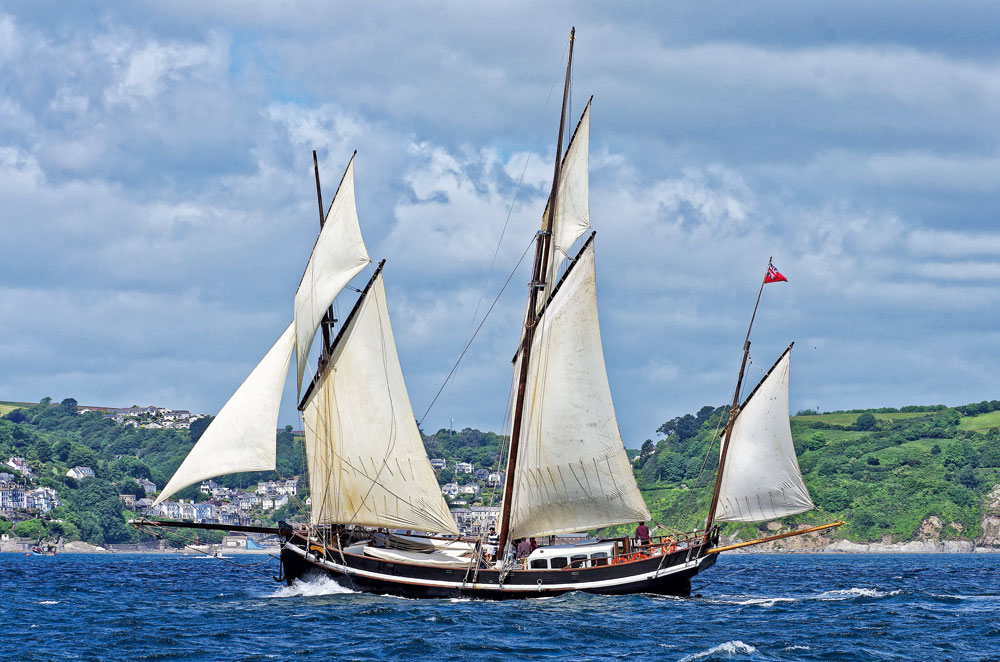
[704,257,786,534]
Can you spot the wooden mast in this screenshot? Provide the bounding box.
[497,27,575,555]
[313,150,335,355]
[704,257,772,534]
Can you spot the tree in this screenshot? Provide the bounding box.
[854,413,877,431]
[13,519,47,540]
[189,416,214,443]
[61,398,79,415]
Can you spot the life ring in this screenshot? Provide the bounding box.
[662,544,676,555]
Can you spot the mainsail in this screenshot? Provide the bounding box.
[294,155,371,394]
[715,347,815,522]
[507,240,651,540]
[301,269,459,535]
[154,322,296,505]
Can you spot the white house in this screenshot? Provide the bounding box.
[6,457,32,477]
[430,458,447,470]
[441,482,460,497]
[456,462,474,474]
[138,478,157,495]
[460,483,481,495]
[487,472,504,486]
[67,466,95,481]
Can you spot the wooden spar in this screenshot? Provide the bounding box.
[706,521,845,554]
[704,257,772,534]
[314,150,334,354]
[497,27,575,555]
[131,517,295,536]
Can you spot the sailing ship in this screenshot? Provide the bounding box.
[137,29,839,598]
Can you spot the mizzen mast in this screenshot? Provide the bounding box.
[704,257,771,534]
[497,27,575,554]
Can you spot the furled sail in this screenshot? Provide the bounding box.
[542,100,591,296]
[715,347,815,522]
[508,240,651,540]
[294,155,371,394]
[154,322,296,506]
[301,271,459,534]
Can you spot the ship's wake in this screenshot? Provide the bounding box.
[269,574,356,598]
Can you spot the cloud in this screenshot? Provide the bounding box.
[2,5,1000,447]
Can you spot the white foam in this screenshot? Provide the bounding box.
[679,640,757,662]
[37,600,60,605]
[269,575,356,598]
[817,587,901,600]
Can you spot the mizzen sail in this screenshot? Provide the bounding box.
[294,155,371,394]
[301,271,459,534]
[715,348,815,522]
[154,322,295,506]
[508,240,651,540]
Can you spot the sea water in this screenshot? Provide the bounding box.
[6,552,999,661]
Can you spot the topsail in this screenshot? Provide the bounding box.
[294,156,371,394]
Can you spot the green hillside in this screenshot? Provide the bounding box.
[625,402,1000,544]
[2,395,998,548]
[0,398,307,545]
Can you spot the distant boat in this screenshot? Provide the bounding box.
[136,28,839,598]
[31,537,59,556]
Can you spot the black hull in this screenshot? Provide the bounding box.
[279,537,718,600]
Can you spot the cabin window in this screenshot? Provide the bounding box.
[530,559,548,569]
[590,552,608,567]
[570,554,588,567]
[550,557,568,569]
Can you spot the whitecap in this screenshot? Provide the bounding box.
[732,596,797,607]
[37,600,60,605]
[817,587,901,600]
[269,575,356,598]
[678,640,757,662]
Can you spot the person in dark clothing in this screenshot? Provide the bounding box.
[635,521,651,546]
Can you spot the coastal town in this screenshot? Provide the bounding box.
[0,402,508,546]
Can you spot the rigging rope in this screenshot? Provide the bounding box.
[417,237,535,427]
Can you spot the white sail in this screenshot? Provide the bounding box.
[154,322,296,506]
[302,273,459,535]
[294,156,371,394]
[543,100,591,293]
[715,349,815,522]
[508,241,651,540]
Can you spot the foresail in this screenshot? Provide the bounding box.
[508,241,651,540]
[716,348,815,522]
[294,156,371,394]
[302,274,459,535]
[542,100,591,298]
[154,322,295,506]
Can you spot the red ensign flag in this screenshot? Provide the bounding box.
[764,262,787,284]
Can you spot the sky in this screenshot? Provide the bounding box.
[2,2,999,446]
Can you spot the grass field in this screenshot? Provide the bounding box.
[791,411,933,426]
[958,409,1000,432]
[0,401,31,415]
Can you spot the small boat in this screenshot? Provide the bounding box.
[31,537,58,556]
[136,28,840,598]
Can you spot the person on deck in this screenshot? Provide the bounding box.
[516,538,532,564]
[529,537,538,552]
[635,521,651,547]
[484,526,499,564]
